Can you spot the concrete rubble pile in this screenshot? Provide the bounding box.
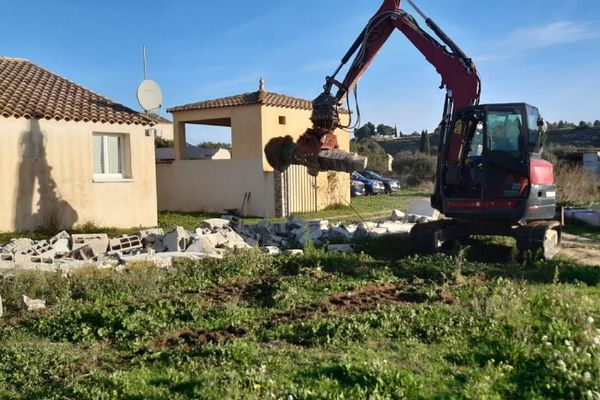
[0,200,438,274]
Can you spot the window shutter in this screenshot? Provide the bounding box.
[106,135,122,174]
[93,135,104,174]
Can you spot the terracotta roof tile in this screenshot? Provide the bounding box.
[0,57,154,125]
[167,90,349,114]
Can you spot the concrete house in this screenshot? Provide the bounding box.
[0,57,158,231]
[156,80,351,218]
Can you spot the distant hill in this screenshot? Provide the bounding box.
[545,127,600,152]
[373,127,600,156]
[376,133,439,155]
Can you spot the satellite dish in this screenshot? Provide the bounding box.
[137,79,163,111]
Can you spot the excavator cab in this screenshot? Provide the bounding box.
[438,103,555,224]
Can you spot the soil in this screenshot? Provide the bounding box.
[560,233,600,266]
[155,281,456,350]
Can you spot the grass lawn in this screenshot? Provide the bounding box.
[162,189,428,229]
[1,239,600,398]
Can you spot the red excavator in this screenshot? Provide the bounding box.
[264,0,561,258]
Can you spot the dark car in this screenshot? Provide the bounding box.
[351,172,385,195]
[360,170,400,194]
[351,179,366,197]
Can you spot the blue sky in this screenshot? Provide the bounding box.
[2,0,599,143]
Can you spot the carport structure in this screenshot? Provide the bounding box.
[156,80,351,218]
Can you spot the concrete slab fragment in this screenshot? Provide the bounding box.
[201,218,231,230]
[72,233,109,255]
[163,227,189,252]
[327,244,356,254]
[407,199,440,219]
[390,209,406,221]
[22,295,46,311]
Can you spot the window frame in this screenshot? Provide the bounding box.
[92,132,131,182]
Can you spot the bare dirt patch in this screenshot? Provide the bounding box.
[265,283,457,327]
[560,233,600,266]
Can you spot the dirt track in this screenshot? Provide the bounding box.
[559,233,600,266]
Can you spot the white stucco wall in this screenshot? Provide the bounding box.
[0,116,158,231]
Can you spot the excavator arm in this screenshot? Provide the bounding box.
[264,0,480,174]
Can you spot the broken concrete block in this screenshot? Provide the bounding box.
[72,233,109,255]
[139,228,164,242]
[49,230,70,244]
[328,226,353,240]
[217,230,252,250]
[185,232,222,253]
[379,221,414,234]
[108,235,143,254]
[407,199,440,220]
[416,216,432,224]
[367,227,388,238]
[163,227,190,252]
[70,244,97,260]
[0,253,14,262]
[354,221,377,238]
[22,295,46,311]
[4,238,34,254]
[284,249,304,256]
[151,239,168,253]
[327,244,356,254]
[390,209,406,221]
[287,215,307,229]
[14,253,54,269]
[263,246,281,255]
[201,218,231,230]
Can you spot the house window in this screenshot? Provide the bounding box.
[93,133,130,180]
[278,116,286,125]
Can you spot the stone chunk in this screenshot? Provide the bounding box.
[201,218,231,230]
[284,249,304,256]
[390,209,406,221]
[72,233,109,255]
[70,244,97,260]
[139,228,164,242]
[263,246,281,255]
[327,244,356,254]
[108,235,142,254]
[22,295,46,311]
[4,238,34,254]
[407,199,440,219]
[163,227,190,252]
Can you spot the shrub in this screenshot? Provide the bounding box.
[392,151,436,187]
[350,141,389,172]
[554,162,600,206]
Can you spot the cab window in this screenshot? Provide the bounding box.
[487,111,522,153]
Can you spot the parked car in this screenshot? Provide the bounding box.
[360,170,400,194]
[351,179,366,197]
[351,171,385,195]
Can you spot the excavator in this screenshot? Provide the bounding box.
[264,0,561,258]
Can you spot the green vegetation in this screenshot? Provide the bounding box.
[1,237,600,398]
[392,151,437,187]
[419,130,430,155]
[350,141,390,173]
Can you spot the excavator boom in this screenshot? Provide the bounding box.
[265,0,480,175]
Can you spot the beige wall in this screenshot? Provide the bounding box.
[156,159,276,217]
[172,105,262,161]
[163,103,351,217]
[155,122,174,141]
[0,116,158,232]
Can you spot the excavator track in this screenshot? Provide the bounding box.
[514,220,561,260]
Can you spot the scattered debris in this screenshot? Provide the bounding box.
[0,203,439,273]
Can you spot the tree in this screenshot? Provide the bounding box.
[350,141,389,172]
[593,120,600,128]
[578,120,590,129]
[376,123,395,136]
[197,141,232,150]
[354,122,376,141]
[419,130,431,155]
